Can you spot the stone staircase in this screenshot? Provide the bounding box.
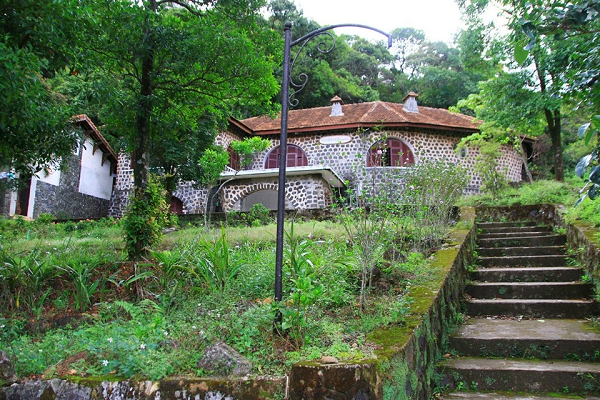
[440,221,600,399]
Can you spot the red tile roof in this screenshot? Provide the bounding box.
[240,100,480,135]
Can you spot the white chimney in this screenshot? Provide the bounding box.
[330,95,344,116]
[403,92,419,113]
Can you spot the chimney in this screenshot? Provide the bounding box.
[330,95,344,116]
[403,92,419,113]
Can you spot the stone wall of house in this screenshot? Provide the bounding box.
[221,175,333,211]
[108,154,133,217]
[173,182,208,214]
[214,129,244,149]
[0,188,10,216]
[246,127,523,193]
[34,152,110,219]
[109,153,334,215]
[109,126,525,215]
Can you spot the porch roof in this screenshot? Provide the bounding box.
[219,165,346,188]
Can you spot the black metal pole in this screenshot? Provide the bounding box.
[273,22,390,316]
[274,22,293,305]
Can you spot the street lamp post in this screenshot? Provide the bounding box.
[274,22,392,307]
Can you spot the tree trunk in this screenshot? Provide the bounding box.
[534,55,564,182]
[133,21,154,193]
[546,108,564,181]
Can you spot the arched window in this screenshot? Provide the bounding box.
[367,138,414,167]
[228,145,240,170]
[264,144,308,169]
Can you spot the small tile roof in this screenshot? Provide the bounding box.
[72,114,118,163]
[240,100,480,135]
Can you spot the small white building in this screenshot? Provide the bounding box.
[1,115,117,219]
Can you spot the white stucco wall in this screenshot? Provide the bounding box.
[79,139,113,200]
[37,167,61,186]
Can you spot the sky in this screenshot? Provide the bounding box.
[290,0,502,45]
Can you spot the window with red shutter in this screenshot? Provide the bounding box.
[264,145,308,168]
[366,138,414,167]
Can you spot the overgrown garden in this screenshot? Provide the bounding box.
[0,161,468,381]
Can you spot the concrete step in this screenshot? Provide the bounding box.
[477,222,538,228]
[478,226,552,234]
[466,282,594,300]
[466,299,599,318]
[477,235,566,248]
[478,255,568,267]
[449,319,600,360]
[471,267,585,283]
[439,358,600,394]
[443,391,600,399]
[478,231,555,239]
[477,246,566,257]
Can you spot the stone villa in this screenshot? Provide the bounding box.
[109,93,526,216]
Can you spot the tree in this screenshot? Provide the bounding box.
[198,137,271,229]
[0,0,83,188]
[456,0,579,181]
[83,0,280,197]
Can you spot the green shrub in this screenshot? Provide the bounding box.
[246,203,271,226]
[123,176,170,260]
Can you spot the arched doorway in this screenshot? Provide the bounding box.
[241,190,278,211]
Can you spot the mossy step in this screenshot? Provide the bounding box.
[449,319,600,360]
[478,226,552,234]
[477,222,538,228]
[439,358,600,394]
[478,255,568,268]
[477,235,566,248]
[466,282,594,300]
[478,232,555,239]
[466,299,599,318]
[471,267,584,283]
[477,246,566,257]
[443,391,600,399]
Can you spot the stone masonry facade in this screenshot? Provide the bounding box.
[248,127,522,193]
[109,127,524,216]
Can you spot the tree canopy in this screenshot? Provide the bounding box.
[0,0,84,187]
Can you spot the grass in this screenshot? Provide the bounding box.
[457,176,600,228]
[0,215,436,381]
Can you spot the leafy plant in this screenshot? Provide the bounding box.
[60,261,103,312]
[401,159,469,252]
[575,115,600,204]
[279,222,324,349]
[193,226,242,291]
[0,245,54,313]
[149,248,193,309]
[246,203,271,226]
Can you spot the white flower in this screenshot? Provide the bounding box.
[107,337,113,343]
[164,331,169,336]
[0,325,5,328]
[102,360,109,366]
[191,325,197,330]
[39,349,43,353]
[140,343,146,350]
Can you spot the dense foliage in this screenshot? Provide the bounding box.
[0,215,441,379]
